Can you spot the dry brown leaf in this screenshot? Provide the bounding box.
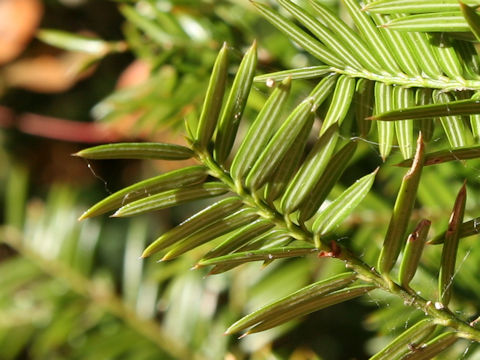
[0,0,43,64]
[116,59,151,89]
[3,51,97,92]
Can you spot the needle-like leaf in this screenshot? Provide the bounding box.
[195,42,229,150]
[37,29,123,55]
[214,41,257,164]
[120,5,185,46]
[245,99,315,191]
[365,0,480,14]
[396,144,480,167]
[264,114,313,204]
[310,0,383,72]
[79,165,207,220]
[198,246,317,268]
[439,182,467,306]
[207,230,293,275]
[299,141,358,223]
[312,168,378,236]
[400,30,443,79]
[369,12,421,76]
[230,77,291,186]
[416,88,434,142]
[382,12,470,32]
[225,272,357,334]
[254,77,336,201]
[252,1,344,68]
[434,91,468,148]
[342,0,401,75]
[399,219,431,287]
[378,134,425,274]
[461,1,480,41]
[401,332,458,360]
[233,229,291,254]
[355,79,375,136]
[281,124,339,214]
[393,87,414,159]
[112,182,230,217]
[370,318,436,360]
[162,208,259,261]
[375,82,395,160]
[470,92,480,141]
[370,98,480,121]
[429,216,480,244]
[456,40,480,80]
[202,219,275,260]
[278,0,363,69]
[141,197,244,257]
[321,75,356,134]
[429,33,464,80]
[74,142,194,160]
[243,285,375,334]
[254,66,331,83]
[308,73,339,107]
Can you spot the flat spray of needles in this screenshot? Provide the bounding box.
[35,0,480,358]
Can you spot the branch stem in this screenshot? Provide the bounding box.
[336,245,480,341]
[197,150,310,243]
[198,148,480,342]
[334,66,480,91]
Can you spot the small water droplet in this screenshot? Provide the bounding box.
[434,302,444,310]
